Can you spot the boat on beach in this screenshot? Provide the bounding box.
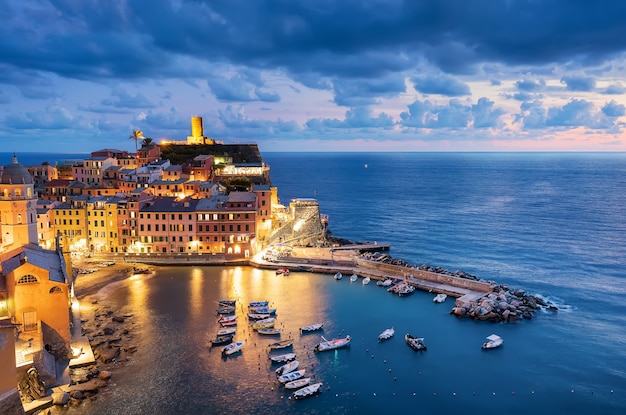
[269,339,294,350]
[405,334,427,351]
[300,323,323,333]
[248,313,271,320]
[248,301,269,308]
[217,328,236,336]
[218,299,236,307]
[275,360,299,376]
[482,334,504,350]
[334,272,342,280]
[378,327,394,341]
[216,306,235,315]
[314,335,351,352]
[278,369,306,384]
[290,382,323,400]
[433,293,447,303]
[284,377,311,390]
[269,352,296,363]
[222,341,245,356]
[249,307,276,315]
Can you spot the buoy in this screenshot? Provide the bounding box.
[394,377,397,381]
[388,369,392,373]
[453,392,456,396]
[413,392,416,396]
[433,393,437,397]
[384,359,387,363]
[373,393,376,396]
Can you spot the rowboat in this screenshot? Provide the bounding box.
[350,273,358,282]
[218,314,237,323]
[222,341,245,356]
[220,319,238,327]
[218,299,236,307]
[269,352,296,363]
[275,360,299,376]
[362,277,371,285]
[252,319,276,330]
[300,323,323,333]
[216,307,235,315]
[248,301,269,308]
[405,334,427,351]
[209,335,233,346]
[248,313,271,320]
[278,369,306,384]
[217,328,236,336]
[290,382,323,400]
[257,328,281,335]
[333,272,342,280]
[269,339,294,350]
[314,335,351,352]
[284,377,311,390]
[249,307,276,315]
[433,293,447,303]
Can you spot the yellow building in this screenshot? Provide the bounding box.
[51,198,88,253]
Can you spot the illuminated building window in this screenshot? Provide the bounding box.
[17,275,38,284]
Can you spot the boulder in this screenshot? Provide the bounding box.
[52,391,70,405]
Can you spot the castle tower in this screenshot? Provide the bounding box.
[187,116,215,145]
[0,154,38,251]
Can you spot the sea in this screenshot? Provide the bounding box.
[7,152,626,414]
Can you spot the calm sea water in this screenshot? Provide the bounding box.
[32,152,626,414]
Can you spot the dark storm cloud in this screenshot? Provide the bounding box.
[5,1,626,83]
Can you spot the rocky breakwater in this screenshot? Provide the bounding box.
[451,284,556,323]
[61,301,138,409]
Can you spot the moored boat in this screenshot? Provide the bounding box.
[218,314,237,323]
[300,323,323,333]
[284,377,311,390]
[378,327,394,341]
[405,334,427,351]
[217,328,236,336]
[275,360,299,376]
[334,272,342,280]
[249,307,276,315]
[350,273,358,282]
[482,334,503,350]
[218,299,236,307]
[433,293,447,303]
[249,301,269,308]
[220,319,238,327]
[314,335,351,352]
[248,313,271,320]
[209,335,234,346]
[216,306,235,315]
[222,340,245,356]
[362,277,371,285]
[252,318,276,330]
[269,339,294,350]
[278,369,306,384]
[257,328,281,335]
[269,352,296,363]
[290,382,323,400]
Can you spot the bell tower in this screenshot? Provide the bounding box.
[0,154,38,251]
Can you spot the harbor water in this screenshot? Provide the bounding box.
[28,152,626,414]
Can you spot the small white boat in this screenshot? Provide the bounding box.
[433,293,447,303]
[217,328,236,336]
[270,352,296,363]
[257,328,281,335]
[249,307,276,315]
[405,334,427,351]
[300,323,323,333]
[252,320,275,330]
[275,360,300,376]
[362,277,371,285]
[290,382,323,400]
[222,341,245,356]
[382,279,393,287]
[482,334,504,350]
[378,327,395,341]
[278,369,306,384]
[350,274,358,282]
[284,377,311,390]
[314,335,351,352]
[334,272,342,280]
[218,314,237,323]
[269,339,294,350]
[248,313,271,320]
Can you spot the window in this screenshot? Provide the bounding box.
[17,275,38,284]
[49,286,62,294]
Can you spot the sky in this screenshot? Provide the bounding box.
[3,0,626,153]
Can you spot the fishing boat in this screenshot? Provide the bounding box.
[290,382,323,400]
[284,377,311,390]
[252,318,276,330]
[314,335,351,352]
[216,306,235,315]
[269,339,294,350]
[217,328,236,336]
[249,307,276,315]
[220,319,238,327]
[300,323,323,333]
[248,301,269,308]
[275,360,299,376]
[378,327,395,341]
[248,313,271,320]
[362,277,371,285]
[218,314,237,323]
[257,328,281,335]
[209,335,234,346]
[482,334,504,350]
[278,369,306,384]
[218,299,236,307]
[405,334,427,351]
[222,341,245,356]
[350,273,358,282]
[433,293,447,303]
[334,272,342,280]
[270,352,296,363]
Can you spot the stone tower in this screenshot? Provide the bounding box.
[0,154,38,251]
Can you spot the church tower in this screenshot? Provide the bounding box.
[0,154,38,251]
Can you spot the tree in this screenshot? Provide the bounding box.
[129,130,144,154]
[141,137,154,147]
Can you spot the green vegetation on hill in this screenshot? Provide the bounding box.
[160,143,263,165]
